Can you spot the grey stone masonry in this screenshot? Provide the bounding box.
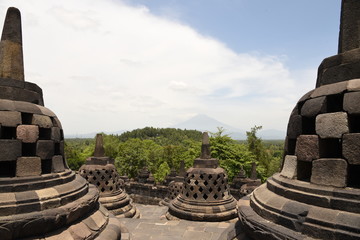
[300,96,327,117]
[315,112,349,138]
[342,133,360,165]
[0,110,21,126]
[0,139,21,161]
[16,157,41,177]
[16,124,39,143]
[280,155,297,179]
[343,91,360,114]
[36,140,54,159]
[52,155,65,172]
[51,127,61,142]
[311,158,348,187]
[287,115,302,139]
[32,114,52,128]
[295,135,319,161]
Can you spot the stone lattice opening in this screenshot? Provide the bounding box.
[348,115,360,133]
[348,165,360,188]
[22,143,36,156]
[287,139,297,155]
[319,138,342,158]
[60,129,64,140]
[41,159,52,174]
[39,128,51,140]
[326,94,343,113]
[302,117,316,134]
[54,142,61,155]
[0,161,15,177]
[297,160,312,182]
[1,126,16,139]
[21,113,33,124]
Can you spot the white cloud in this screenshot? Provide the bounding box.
[0,0,316,135]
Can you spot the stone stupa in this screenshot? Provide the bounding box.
[79,134,139,218]
[238,1,360,239]
[0,7,128,240]
[166,132,237,221]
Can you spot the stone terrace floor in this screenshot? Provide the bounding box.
[118,204,250,240]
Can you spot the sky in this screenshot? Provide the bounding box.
[0,0,341,136]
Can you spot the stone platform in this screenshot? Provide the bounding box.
[119,204,250,240]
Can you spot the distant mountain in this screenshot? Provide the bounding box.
[171,114,285,140]
[65,130,126,139]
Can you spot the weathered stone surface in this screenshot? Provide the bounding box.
[32,114,52,128]
[94,133,105,157]
[0,99,15,111]
[36,140,54,159]
[0,110,20,126]
[311,158,348,187]
[339,0,360,53]
[16,124,38,143]
[342,133,360,165]
[287,115,302,139]
[51,127,61,142]
[16,157,41,177]
[13,101,41,114]
[298,90,314,103]
[311,81,347,98]
[52,117,62,128]
[347,78,360,91]
[52,155,65,173]
[343,91,360,114]
[280,155,297,179]
[0,139,21,161]
[295,135,319,162]
[316,112,349,138]
[300,96,327,117]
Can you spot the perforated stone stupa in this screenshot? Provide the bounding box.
[0,7,128,239]
[166,132,237,221]
[238,1,360,239]
[79,134,139,218]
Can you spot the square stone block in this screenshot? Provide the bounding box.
[311,158,347,188]
[347,78,360,91]
[343,133,360,165]
[0,111,21,127]
[52,155,65,173]
[16,125,39,143]
[344,92,360,114]
[280,155,297,179]
[287,115,302,139]
[51,127,61,142]
[316,112,349,138]
[32,114,53,128]
[311,81,347,98]
[52,117,62,128]
[16,157,41,177]
[13,101,42,114]
[295,135,319,161]
[0,140,21,161]
[36,140,54,159]
[301,97,327,117]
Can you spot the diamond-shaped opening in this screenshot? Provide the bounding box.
[199,187,203,192]
[96,170,101,175]
[203,194,208,200]
[93,176,97,180]
[204,181,208,186]
[193,193,198,199]
[194,180,199,185]
[327,94,343,113]
[209,187,213,193]
[217,186,221,192]
[190,186,194,191]
[96,182,101,186]
[89,171,93,174]
[0,161,15,177]
[191,174,195,178]
[105,181,109,185]
[217,174,221,179]
[101,187,105,192]
[1,126,16,139]
[187,179,191,184]
[39,128,51,140]
[208,174,213,180]
[221,180,225,184]
[319,138,342,158]
[21,113,33,124]
[200,174,204,179]
[110,186,113,191]
[222,193,225,198]
[214,180,218,185]
[186,193,189,197]
[105,170,108,174]
[41,159,52,174]
[22,143,36,156]
[101,175,105,180]
[214,194,218,199]
[85,176,88,180]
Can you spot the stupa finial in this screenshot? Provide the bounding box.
[338,0,360,53]
[94,133,105,157]
[0,7,24,81]
[200,132,211,159]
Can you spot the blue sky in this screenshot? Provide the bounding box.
[0,0,343,136]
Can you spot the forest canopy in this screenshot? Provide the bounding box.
[65,126,284,183]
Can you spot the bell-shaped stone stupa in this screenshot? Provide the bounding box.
[79,134,139,218]
[238,1,360,239]
[0,7,128,240]
[166,132,237,221]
